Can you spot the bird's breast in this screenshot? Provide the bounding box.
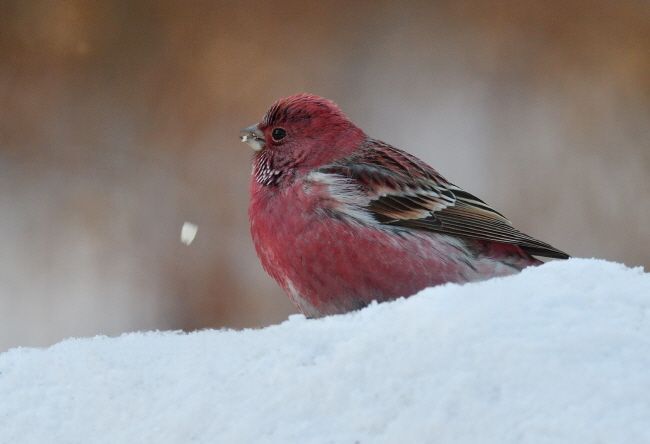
[248,177,487,316]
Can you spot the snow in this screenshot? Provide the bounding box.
[1,259,649,443]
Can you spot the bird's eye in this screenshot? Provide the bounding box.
[271,127,287,142]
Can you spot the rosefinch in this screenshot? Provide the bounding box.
[241,94,568,317]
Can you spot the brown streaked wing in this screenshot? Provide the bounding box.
[323,141,569,259]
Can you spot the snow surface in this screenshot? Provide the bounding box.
[1,259,650,444]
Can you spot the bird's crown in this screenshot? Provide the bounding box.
[261,93,346,128]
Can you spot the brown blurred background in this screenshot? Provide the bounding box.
[1,0,648,351]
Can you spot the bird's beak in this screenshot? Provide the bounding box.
[239,124,265,151]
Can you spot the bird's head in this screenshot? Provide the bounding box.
[240,94,365,185]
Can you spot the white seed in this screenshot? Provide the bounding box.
[181,222,198,245]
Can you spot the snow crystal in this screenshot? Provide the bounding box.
[1,259,649,443]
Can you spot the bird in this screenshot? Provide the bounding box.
[240,93,568,317]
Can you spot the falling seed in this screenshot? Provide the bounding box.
[181,222,198,245]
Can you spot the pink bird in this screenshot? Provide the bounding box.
[241,94,568,317]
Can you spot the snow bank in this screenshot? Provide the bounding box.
[1,259,649,443]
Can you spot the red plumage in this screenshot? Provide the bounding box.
[241,94,568,317]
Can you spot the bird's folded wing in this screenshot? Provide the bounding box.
[315,141,568,259]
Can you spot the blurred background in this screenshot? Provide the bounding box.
[1,0,648,351]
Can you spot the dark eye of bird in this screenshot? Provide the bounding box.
[271,127,286,141]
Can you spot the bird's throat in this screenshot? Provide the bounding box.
[253,150,283,186]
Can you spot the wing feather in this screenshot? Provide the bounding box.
[318,140,569,259]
